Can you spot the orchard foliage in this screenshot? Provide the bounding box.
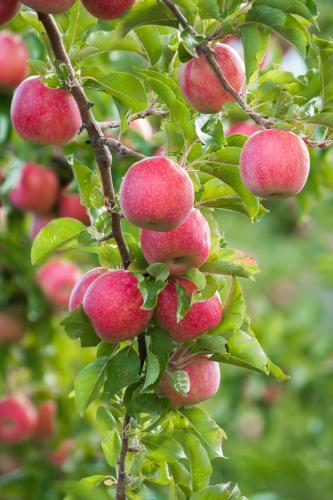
[1,0,333,499]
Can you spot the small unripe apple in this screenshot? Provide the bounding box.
[120,156,194,231]
[0,0,20,25]
[158,355,220,407]
[0,32,28,89]
[35,400,56,441]
[179,43,245,113]
[81,0,135,20]
[30,215,55,240]
[47,438,74,467]
[141,208,210,276]
[58,191,90,225]
[10,163,60,215]
[68,267,108,311]
[227,122,259,137]
[21,0,75,13]
[11,76,82,146]
[0,311,25,345]
[37,259,82,307]
[156,278,222,342]
[240,129,310,199]
[83,270,153,343]
[0,395,37,443]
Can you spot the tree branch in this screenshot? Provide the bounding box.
[100,100,169,130]
[100,137,147,159]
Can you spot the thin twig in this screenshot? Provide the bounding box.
[100,137,147,159]
[100,101,169,130]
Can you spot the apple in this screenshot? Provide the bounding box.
[158,354,220,407]
[0,0,20,25]
[226,122,259,137]
[156,278,222,342]
[0,395,37,443]
[120,156,194,231]
[37,259,82,307]
[10,163,60,215]
[81,0,135,20]
[129,118,153,142]
[58,191,90,225]
[179,43,245,113]
[11,76,82,146]
[83,270,153,342]
[47,438,74,467]
[30,215,55,239]
[68,267,108,311]
[21,0,75,13]
[240,129,310,199]
[141,208,211,276]
[0,32,28,89]
[35,400,56,441]
[0,311,25,345]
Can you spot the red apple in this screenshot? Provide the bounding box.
[10,163,60,215]
[120,156,194,231]
[179,43,245,113]
[129,118,153,141]
[30,214,55,239]
[0,311,25,345]
[37,259,82,307]
[0,32,28,89]
[47,438,74,467]
[226,122,259,137]
[81,0,135,20]
[58,191,90,225]
[156,278,222,342]
[21,0,75,13]
[11,76,82,146]
[0,395,37,443]
[0,0,20,25]
[35,400,56,441]
[83,270,153,342]
[158,354,220,407]
[141,208,211,276]
[240,129,310,199]
[68,267,108,311]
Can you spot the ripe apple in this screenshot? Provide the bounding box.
[83,270,153,342]
[11,76,82,146]
[35,400,56,441]
[240,129,310,199]
[37,259,82,308]
[156,278,222,342]
[21,0,75,13]
[129,118,153,141]
[30,214,55,239]
[0,32,28,89]
[47,438,74,467]
[227,122,259,137]
[0,395,37,443]
[81,0,135,20]
[158,354,220,407]
[10,163,60,215]
[179,43,245,113]
[0,311,25,345]
[58,191,90,225]
[141,208,211,276]
[68,267,108,311]
[120,156,194,231]
[0,0,20,25]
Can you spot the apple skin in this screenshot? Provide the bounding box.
[141,208,211,276]
[120,156,194,232]
[227,122,259,137]
[0,0,20,25]
[83,270,153,343]
[156,278,222,342]
[0,311,25,345]
[11,76,82,146]
[240,129,310,199]
[129,118,153,141]
[58,192,90,225]
[68,267,108,311]
[21,0,75,14]
[37,259,82,308]
[35,401,56,441]
[0,395,37,444]
[81,0,135,20]
[30,214,55,239]
[179,43,245,113]
[0,32,28,89]
[10,163,60,215]
[158,355,220,407]
[47,439,74,467]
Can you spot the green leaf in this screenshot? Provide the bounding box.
[135,25,163,64]
[65,1,97,51]
[149,327,173,383]
[169,370,190,395]
[74,356,109,416]
[142,435,186,464]
[102,430,122,468]
[176,281,192,322]
[210,279,246,337]
[72,160,102,209]
[142,351,160,391]
[202,248,260,279]
[227,330,268,373]
[79,476,107,490]
[137,275,168,310]
[31,218,86,265]
[104,348,141,397]
[314,37,333,108]
[305,112,333,129]
[241,25,271,82]
[190,482,247,499]
[118,0,179,34]
[96,406,117,431]
[175,431,212,491]
[60,306,100,348]
[184,268,206,290]
[147,263,169,281]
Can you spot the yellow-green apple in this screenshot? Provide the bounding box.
[37,259,82,307]
[0,395,37,443]
[68,267,108,311]
[0,32,28,88]
[81,0,135,19]
[21,0,75,13]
